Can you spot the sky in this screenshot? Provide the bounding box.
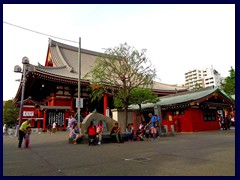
[3,4,235,101]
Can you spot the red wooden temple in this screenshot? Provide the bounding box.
[13,39,188,131]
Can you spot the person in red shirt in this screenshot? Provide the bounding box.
[87,121,97,145]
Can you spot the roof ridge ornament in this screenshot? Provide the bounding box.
[48,38,52,47]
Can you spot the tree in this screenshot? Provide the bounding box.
[222,67,235,96]
[129,88,159,109]
[113,88,159,109]
[3,100,19,127]
[85,43,156,127]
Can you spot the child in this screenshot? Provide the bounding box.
[133,131,143,141]
[138,121,145,140]
[96,120,104,145]
[144,126,150,140]
[24,127,31,148]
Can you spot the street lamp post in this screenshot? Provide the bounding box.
[14,56,30,126]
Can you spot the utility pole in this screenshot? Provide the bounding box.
[78,37,81,129]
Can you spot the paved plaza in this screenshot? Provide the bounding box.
[3,129,235,176]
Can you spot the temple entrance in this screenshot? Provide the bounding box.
[47,110,65,127]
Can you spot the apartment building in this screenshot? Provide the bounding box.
[185,66,222,90]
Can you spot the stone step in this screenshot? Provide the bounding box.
[68,133,128,144]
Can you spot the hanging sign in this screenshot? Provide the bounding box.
[76,98,83,108]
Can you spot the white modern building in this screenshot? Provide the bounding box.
[185,66,222,90]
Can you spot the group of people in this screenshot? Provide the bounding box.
[67,112,162,145]
[87,120,104,145]
[219,114,234,130]
[67,114,104,145]
[68,114,82,144]
[125,113,162,142]
[16,113,162,148]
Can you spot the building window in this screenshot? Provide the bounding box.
[162,112,167,120]
[203,110,216,121]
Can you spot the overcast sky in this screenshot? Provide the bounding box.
[3,4,235,101]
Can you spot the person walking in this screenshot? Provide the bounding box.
[18,119,32,149]
[147,113,157,141]
[3,124,7,135]
[68,114,76,137]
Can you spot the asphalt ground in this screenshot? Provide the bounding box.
[3,129,235,176]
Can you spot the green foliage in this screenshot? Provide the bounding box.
[222,67,235,96]
[113,88,159,109]
[85,43,157,124]
[129,88,159,109]
[3,100,19,126]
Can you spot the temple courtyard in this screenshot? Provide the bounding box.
[3,129,235,176]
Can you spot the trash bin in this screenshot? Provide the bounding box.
[171,125,175,133]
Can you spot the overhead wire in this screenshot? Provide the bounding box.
[3,21,79,44]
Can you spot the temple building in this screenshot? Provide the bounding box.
[129,86,235,132]
[13,39,188,131]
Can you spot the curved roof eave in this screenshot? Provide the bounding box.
[129,87,233,110]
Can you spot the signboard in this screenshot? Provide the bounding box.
[23,111,34,117]
[106,108,110,117]
[76,98,83,108]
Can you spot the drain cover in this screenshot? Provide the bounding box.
[125,157,150,162]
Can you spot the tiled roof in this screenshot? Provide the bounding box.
[156,86,217,106]
[152,81,187,91]
[129,86,233,109]
[34,39,188,92]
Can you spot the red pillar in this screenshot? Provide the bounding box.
[103,94,108,116]
[37,120,41,129]
[70,97,74,112]
[43,110,47,132]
